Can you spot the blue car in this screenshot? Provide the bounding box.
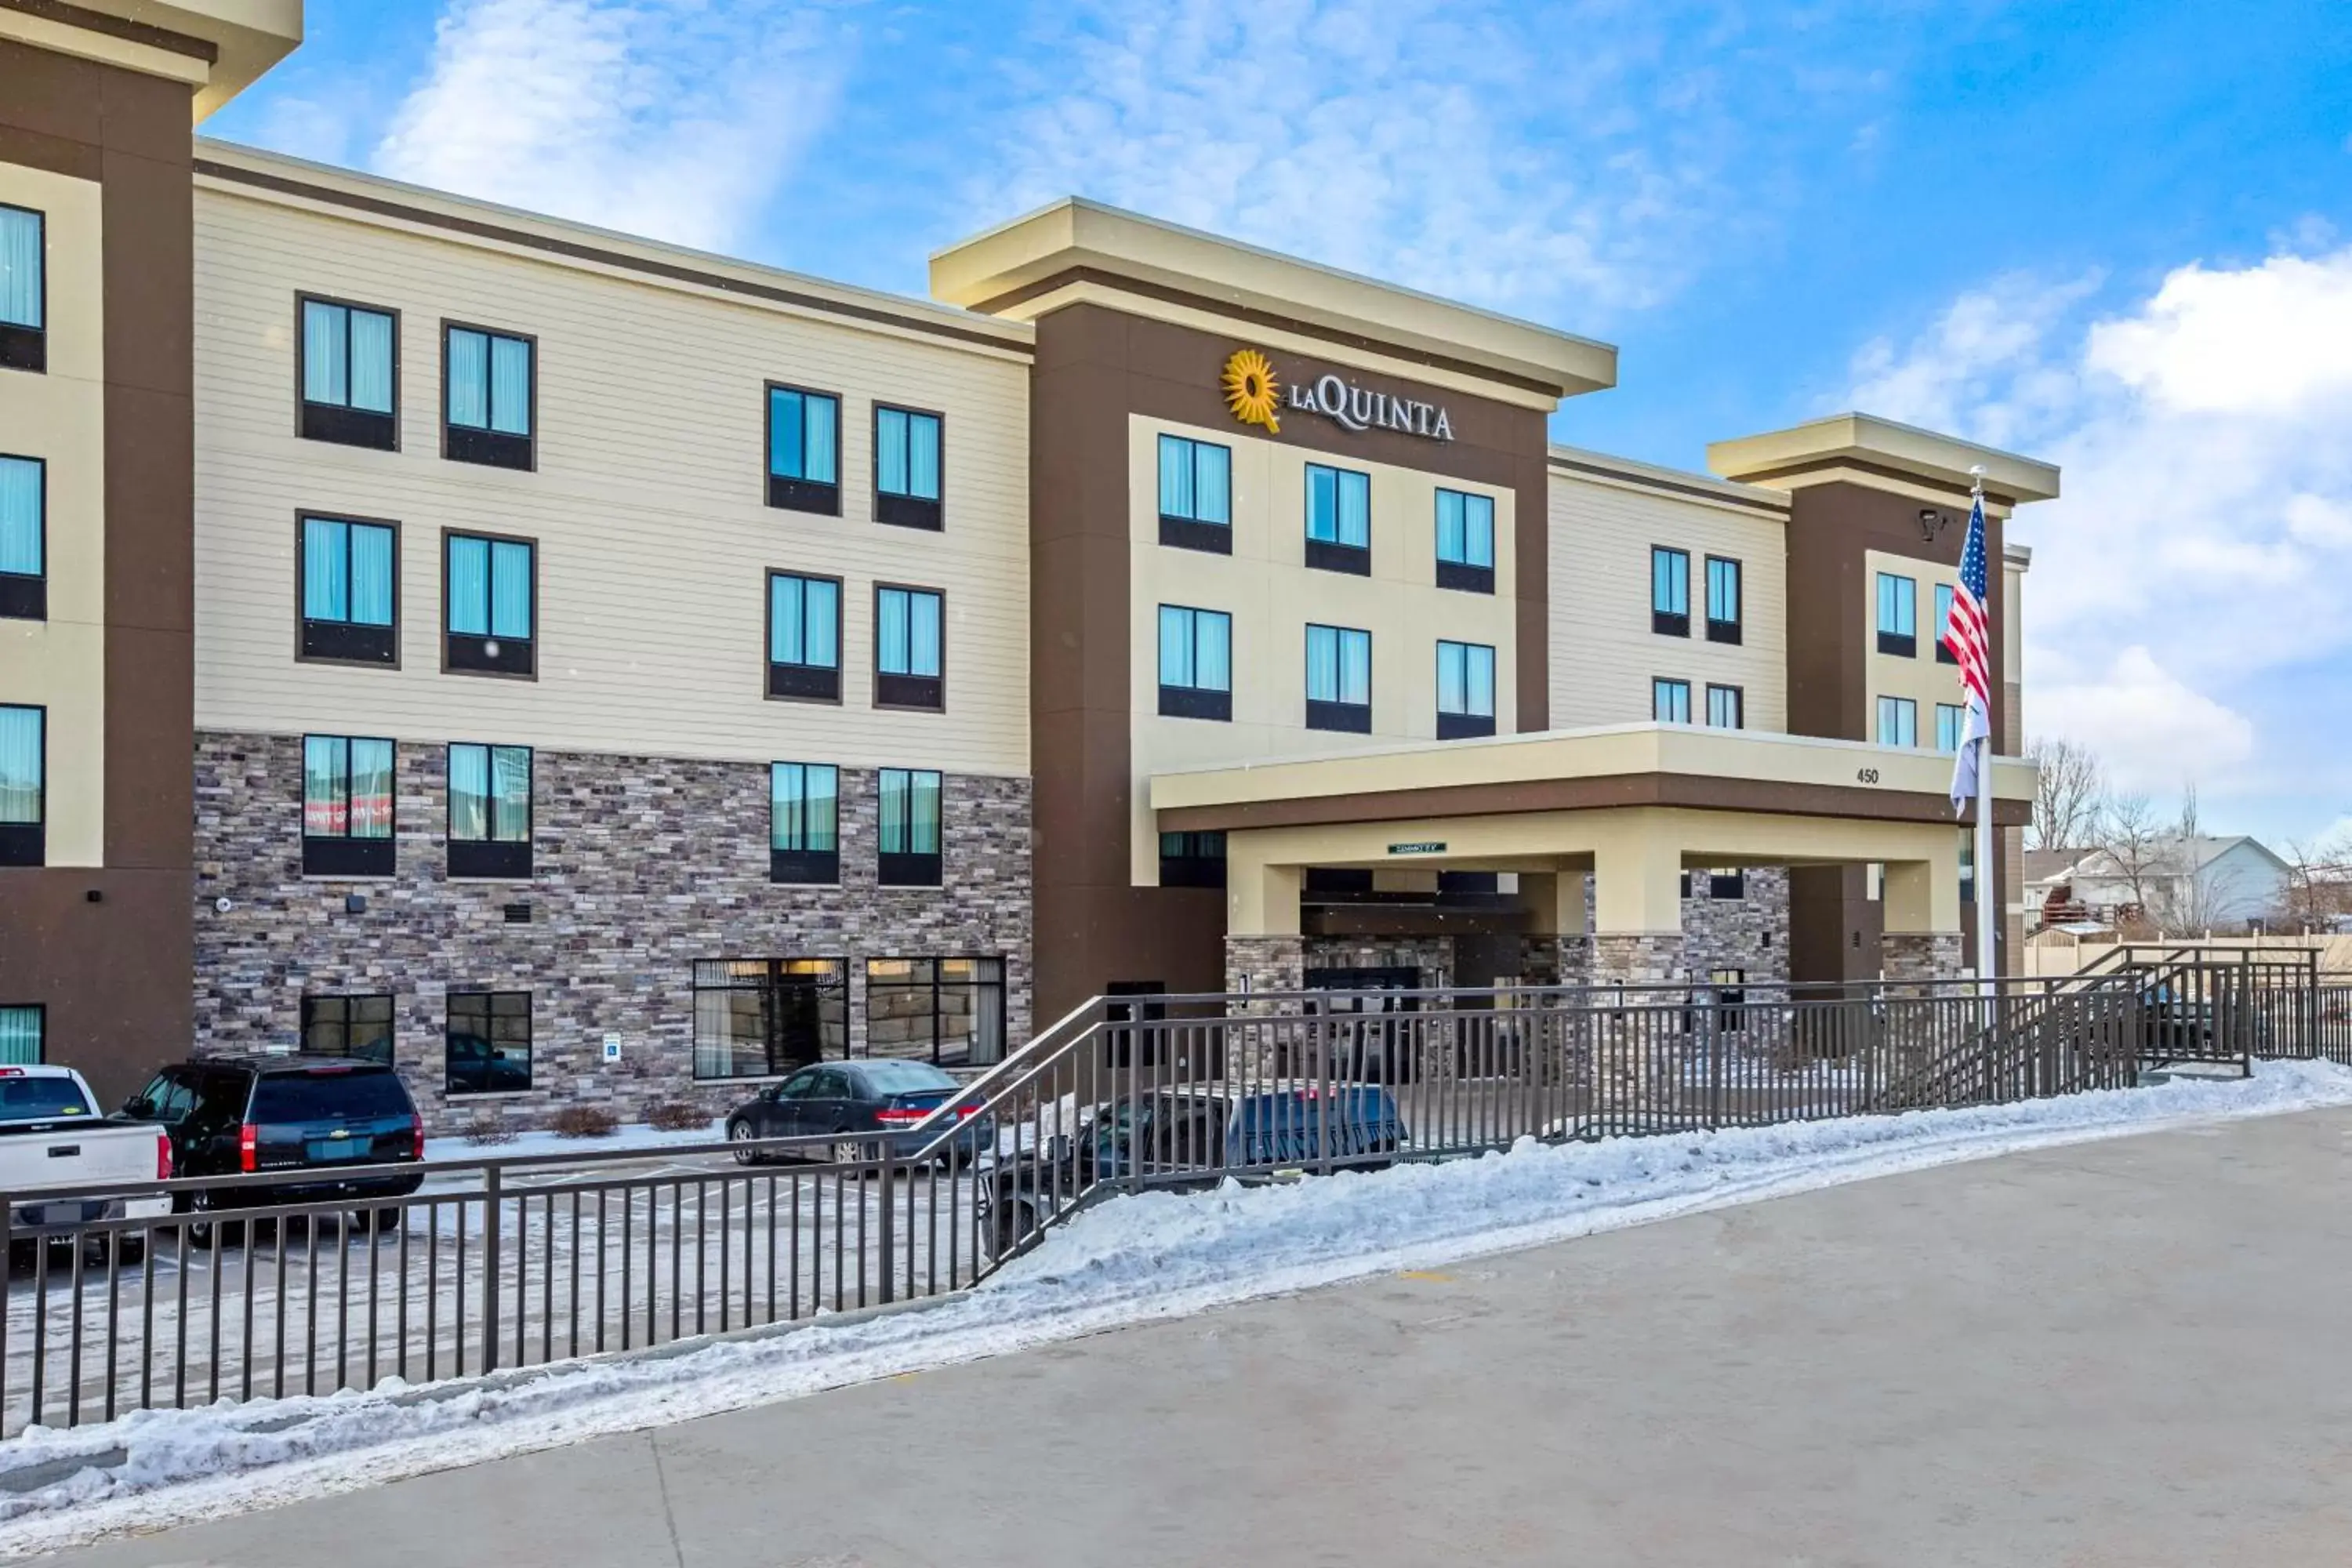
[725,1059,991,1169]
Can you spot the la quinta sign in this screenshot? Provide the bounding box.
[1220,348,1454,442]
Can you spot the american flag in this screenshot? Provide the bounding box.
[1943,491,1994,814]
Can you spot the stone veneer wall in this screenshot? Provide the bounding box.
[1880,932,1965,988]
[192,733,1032,1131]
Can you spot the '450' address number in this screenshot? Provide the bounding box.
[1856,768,1881,784]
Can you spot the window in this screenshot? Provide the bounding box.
[299,515,397,664]
[765,384,840,515]
[0,1006,40,1065]
[1877,695,1918,748]
[1159,829,1226,889]
[302,735,395,877]
[1705,556,1742,644]
[443,324,533,469]
[444,531,535,676]
[1652,546,1691,636]
[864,957,1005,1066]
[1876,572,1918,656]
[1436,640,1496,739]
[1158,434,1232,553]
[0,454,42,619]
[1305,623,1372,732]
[300,994,394,1065]
[1105,982,1170,1069]
[873,405,942,529]
[1436,489,1496,593]
[0,704,42,866]
[1706,683,1744,729]
[1960,832,1976,906]
[692,959,847,1079]
[1709,968,1748,1033]
[1935,583,1959,664]
[1653,678,1692,724]
[877,768,942,887]
[769,762,840,884]
[1936,702,1967,755]
[1708,870,1746,899]
[1157,604,1233,720]
[298,296,397,448]
[446,991,531,1094]
[874,585,945,710]
[448,742,532,878]
[766,572,842,701]
[1305,464,1370,574]
[0,205,43,372]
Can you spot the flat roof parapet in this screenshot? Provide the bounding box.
[1707,412,2060,505]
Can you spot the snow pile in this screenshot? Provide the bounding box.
[4,1060,2350,1558]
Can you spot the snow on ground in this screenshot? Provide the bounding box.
[4,1061,2351,1558]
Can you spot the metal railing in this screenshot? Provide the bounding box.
[2,960,2332,1437]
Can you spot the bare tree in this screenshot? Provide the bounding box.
[2026,735,2107,851]
[2278,833,2352,927]
[2098,792,2167,924]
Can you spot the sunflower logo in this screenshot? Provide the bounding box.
[1221,348,1282,434]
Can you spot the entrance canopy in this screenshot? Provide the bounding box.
[1152,724,2034,960]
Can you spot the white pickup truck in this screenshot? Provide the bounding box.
[0,1065,172,1259]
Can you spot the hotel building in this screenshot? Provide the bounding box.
[0,3,2049,1125]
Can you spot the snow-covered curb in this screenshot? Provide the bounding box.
[423,1120,721,1166]
[5,1060,2350,1557]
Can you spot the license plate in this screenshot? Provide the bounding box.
[307,1139,368,1162]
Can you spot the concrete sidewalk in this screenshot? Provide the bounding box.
[49,1106,2352,1567]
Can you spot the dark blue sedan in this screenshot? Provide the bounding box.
[725,1059,988,1168]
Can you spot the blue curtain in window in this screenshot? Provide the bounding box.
[303,518,349,620]
[447,536,488,634]
[1341,630,1370,705]
[0,1007,38,1066]
[350,739,394,838]
[1437,643,1465,713]
[877,409,907,495]
[908,591,941,674]
[1306,626,1338,701]
[1158,436,1192,520]
[771,390,804,479]
[771,576,804,662]
[804,394,838,484]
[489,540,532,638]
[1196,612,1230,691]
[770,764,800,850]
[1654,550,1687,615]
[804,764,838,850]
[1336,471,1370,547]
[1436,492,1465,564]
[1466,644,1494,717]
[907,413,941,500]
[805,579,838,666]
[1192,443,1230,525]
[350,524,394,625]
[879,768,907,853]
[303,300,347,405]
[448,745,488,839]
[1158,605,1192,687]
[1306,466,1338,542]
[0,456,41,577]
[302,735,345,837]
[0,706,42,824]
[877,589,908,673]
[909,771,941,852]
[491,746,531,840]
[489,336,531,435]
[0,209,39,329]
[350,310,394,413]
[447,329,488,428]
[1465,495,1494,567]
[1709,558,1740,622]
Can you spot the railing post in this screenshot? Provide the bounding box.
[877,1147,896,1305]
[481,1163,502,1375]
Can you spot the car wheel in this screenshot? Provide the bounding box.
[351,1204,404,1237]
[985,1200,1037,1260]
[180,1189,241,1250]
[728,1120,764,1166]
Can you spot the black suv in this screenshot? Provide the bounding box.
[118,1057,426,1227]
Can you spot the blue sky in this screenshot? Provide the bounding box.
[209,1,2352,849]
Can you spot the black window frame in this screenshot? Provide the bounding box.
[764,381,843,516]
[1157,432,1233,554]
[1435,638,1497,740]
[296,512,400,666]
[1708,869,1746,900]
[1876,571,1918,657]
[765,569,844,702]
[0,203,45,374]
[0,452,44,621]
[862,956,1007,1068]
[873,403,944,531]
[1156,603,1233,721]
[299,993,396,1065]
[1651,546,1690,637]
[1304,463,1372,575]
[446,741,533,879]
[441,320,536,471]
[873,583,946,711]
[1305,622,1373,734]
[1653,677,1693,724]
[296,292,400,450]
[1158,829,1227,889]
[0,702,42,868]
[1704,554,1742,644]
[691,958,848,1080]
[877,767,943,887]
[445,990,532,1095]
[300,732,397,878]
[441,528,538,677]
[1705,682,1744,730]
[769,760,842,885]
[1434,488,1496,594]
[1935,583,1960,664]
[1876,695,1918,749]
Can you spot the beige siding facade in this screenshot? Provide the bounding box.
[1546,463,1788,735]
[191,183,1033,778]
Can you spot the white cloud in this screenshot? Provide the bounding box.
[372,0,845,254]
[1846,241,2352,823]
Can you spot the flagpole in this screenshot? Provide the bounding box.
[1970,465,1998,1003]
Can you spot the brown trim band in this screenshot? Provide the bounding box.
[0,0,217,61]
[1156,771,2032,834]
[1723,456,2020,510]
[1548,455,1791,516]
[967,265,1571,399]
[193,159,1035,356]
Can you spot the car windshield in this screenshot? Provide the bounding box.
[0,1076,95,1123]
[249,1069,414,1123]
[855,1062,956,1094]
